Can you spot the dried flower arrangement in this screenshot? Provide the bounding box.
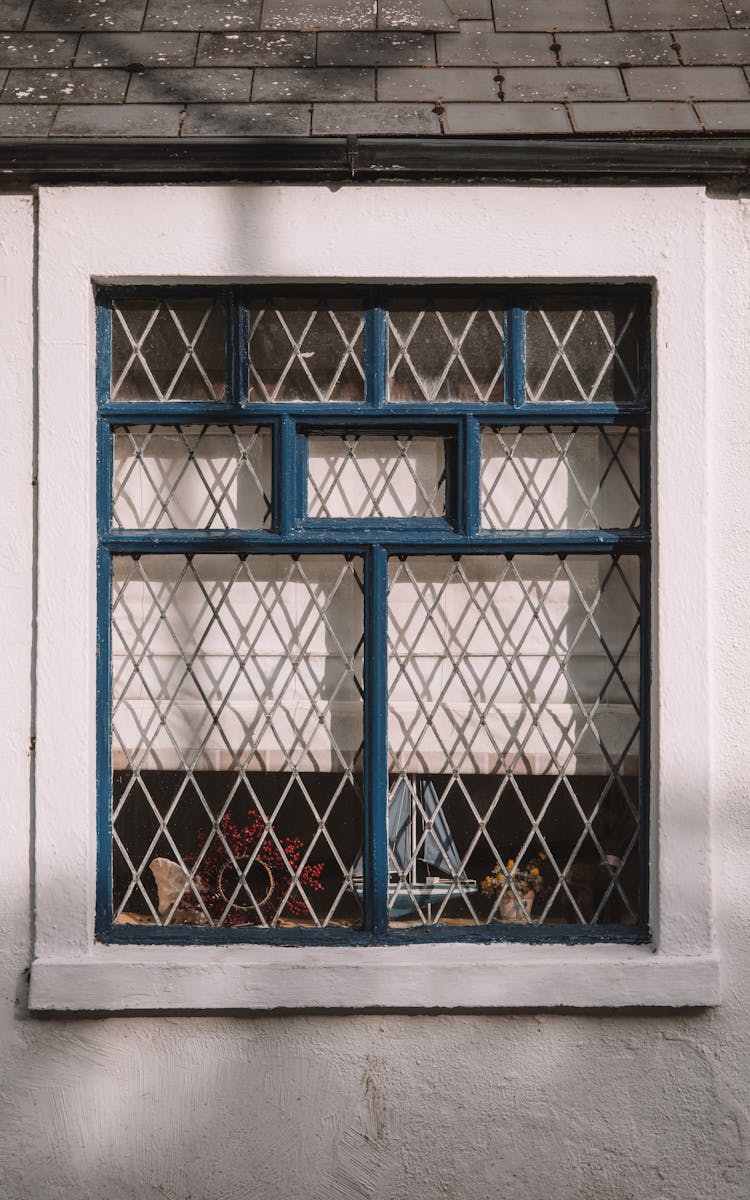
[480,854,548,922]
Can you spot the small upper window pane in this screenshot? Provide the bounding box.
[307,433,447,519]
[249,301,365,403]
[525,299,640,404]
[111,298,226,403]
[113,424,272,530]
[388,304,505,403]
[481,425,640,531]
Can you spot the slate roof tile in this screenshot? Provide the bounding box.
[607,0,728,30]
[197,32,315,66]
[442,99,568,130]
[27,0,148,32]
[675,29,750,64]
[624,64,750,100]
[252,66,374,100]
[3,2,35,30]
[492,1,611,33]
[2,66,128,102]
[378,0,457,30]
[0,33,78,68]
[449,1,492,17]
[0,102,56,133]
[557,32,676,67]
[184,100,311,133]
[144,1,262,31]
[3,0,750,139]
[311,100,440,133]
[261,1,377,31]
[378,65,499,99]
[696,98,750,124]
[501,66,626,101]
[726,4,750,27]
[317,32,436,66]
[75,32,199,67]
[436,32,557,66]
[52,101,184,134]
[126,67,254,102]
[569,100,701,130]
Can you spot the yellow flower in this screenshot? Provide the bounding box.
[529,867,540,876]
[506,859,515,870]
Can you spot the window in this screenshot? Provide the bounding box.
[31,184,717,1009]
[99,286,649,945]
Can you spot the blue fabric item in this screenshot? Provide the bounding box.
[419,778,463,875]
[357,777,463,877]
[388,777,412,874]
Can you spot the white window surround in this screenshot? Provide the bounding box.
[30,183,718,1012]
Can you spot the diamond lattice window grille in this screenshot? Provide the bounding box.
[100,286,649,944]
[525,302,639,404]
[111,298,227,403]
[249,302,365,403]
[387,554,641,926]
[388,305,505,403]
[113,425,273,530]
[481,425,640,531]
[111,554,365,928]
[307,433,448,519]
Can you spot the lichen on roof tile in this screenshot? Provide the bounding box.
[378,0,457,30]
[261,0,377,31]
[26,0,148,32]
[145,0,262,31]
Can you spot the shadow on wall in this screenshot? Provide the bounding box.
[5,150,750,1199]
[1,973,745,1199]
[4,791,750,1200]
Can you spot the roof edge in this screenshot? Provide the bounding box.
[1,135,750,187]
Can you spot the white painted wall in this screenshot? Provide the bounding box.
[2,185,750,1197]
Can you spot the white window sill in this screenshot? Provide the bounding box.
[29,946,720,1012]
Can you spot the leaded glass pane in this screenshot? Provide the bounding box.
[307,433,447,519]
[525,300,640,404]
[388,304,505,403]
[112,554,365,928]
[387,555,641,927]
[249,301,365,402]
[113,425,272,530]
[102,286,649,944]
[481,425,640,530]
[111,298,226,403]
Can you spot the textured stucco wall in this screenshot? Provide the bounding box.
[2,188,750,1200]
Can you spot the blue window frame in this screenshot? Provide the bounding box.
[96,286,650,945]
